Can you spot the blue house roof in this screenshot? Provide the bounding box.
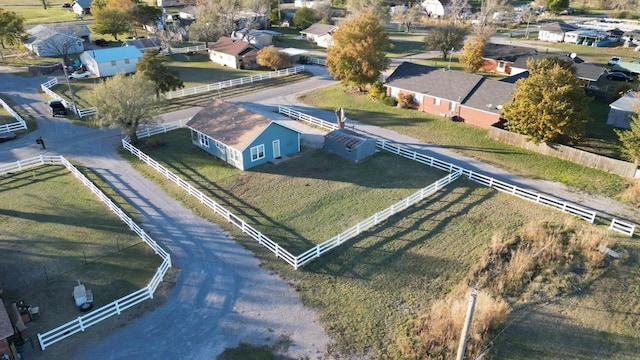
[73,0,93,8]
[84,46,143,63]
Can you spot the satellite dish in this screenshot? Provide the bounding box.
[570,52,577,59]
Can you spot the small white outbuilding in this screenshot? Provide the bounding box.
[79,47,143,77]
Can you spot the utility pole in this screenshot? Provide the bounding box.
[61,62,79,116]
[456,288,478,360]
[448,47,454,70]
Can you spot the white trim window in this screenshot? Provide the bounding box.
[250,144,265,161]
[449,101,456,112]
[434,97,441,106]
[228,149,240,165]
[215,140,224,150]
[198,133,209,147]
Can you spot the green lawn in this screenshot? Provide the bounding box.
[0,165,160,348]
[0,106,13,125]
[298,85,630,199]
[0,0,85,24]
[271,26,326,51]
[386,30,427,58]
[0,93,37,132]
[122,129,635,358]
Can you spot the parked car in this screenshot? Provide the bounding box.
[606,72,635,82]
[68,70,91,79]
[47,100,67,117]
[608,56,622,66]
[94,39,108,47]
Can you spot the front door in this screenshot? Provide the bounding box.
[272,139,281,159]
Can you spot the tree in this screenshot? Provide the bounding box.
[94,73,161,145]
[257,46,292,70]
[501,58,591,144]
[293,7,318,29]
[136,50,184,96]
[92,7,132,40]
[392,4,423,33]
[424,23,469,60]
[39,28,84,64]
[133,3,163,30]
[615,102,640,165]
[459,35,485,73]
[326,12,389,90]
[0,9,26,64]
[546,0,570,13]
[348,0,390,24]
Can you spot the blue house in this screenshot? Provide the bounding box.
[186,99,301,170]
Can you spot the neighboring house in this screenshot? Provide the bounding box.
[509,53,555,75]
[230,29,280,48]
[179,6,197,20]
[71,0,93,16]
[384,62,515,129]
[24,24,85,57]
[1,302,15,359]
[209,37,259,69]
[300,23,338,48]
[607,92,639,129]
[421,0,449,17]
[324,129,376,163]
[508,54,605,87]
[122,37,163,52]
[156,0,184,6]
[235,11,268,30]
[573,62,606,86]
[480,43,537,75]
[79,46,143,77]
[295,0,316,8]
[622,30,640,45]
[538,21,579,43]
[186,99,301,170]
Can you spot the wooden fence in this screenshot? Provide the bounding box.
[278,107,636,237]
[164,66,306,99]
[488,126,639,179]
[0,97,27,134]
[0,155,172,351]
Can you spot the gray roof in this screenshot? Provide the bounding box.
[385,62,485,102]
[511,53,556,69]
[300,23,338,36]
[573,63,605,81]
[462,78,515,114]
[610,92,639,113]
[482,43,537,62]
[539,21,579,34]
[123,37,163,50]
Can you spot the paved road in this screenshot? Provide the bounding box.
[0,72,331,359]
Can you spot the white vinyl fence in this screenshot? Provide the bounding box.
[307,57,327,66]
[0,155,172,350]
[164,66,306,99]
[277,106,637,237]
[40,78,97,118]
[164,44,208,54]
[0,97,27,134]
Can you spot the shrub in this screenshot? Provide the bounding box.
[620,179,640,206]
[381,96,398,107]
[368,81,386,101]
[397,92,416,109]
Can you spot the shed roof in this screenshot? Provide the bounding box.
[325,129,370,149]
[72,0,93,8]
[482,43,537,62]
[209,37,259,56]
[613,61,640,74]
[84,46,143,63]
[385,62,484,102]
[187,99,278,150]
[122,37,162,50]
[0,302,13,340]
[573,63,605,81]
[300,23,338,36]
[610,92,639,112]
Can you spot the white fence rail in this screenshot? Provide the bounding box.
[40,78,78,116]
[165,44,208,54]
[610,218,636,237]
[164,66,306,99]
[278,106,338,132]
[307,57,326,66]
[0,155,172,350]
[136,120,185,138]
[0,97,27,134]
[296,169,463,268]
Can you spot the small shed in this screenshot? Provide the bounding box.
[79,47,143,77]
[72,0,93,16]
[209,37,259,69]
[186,99,301,170]
[607,92,639,129]
[324,129,376,163]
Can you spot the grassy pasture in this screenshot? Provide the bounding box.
[298,85,629,199]
[386,30,427,58]
[0,165,160,353]
[0,0,83,24]
[0,93,38,132]
[119,129,634,358]
[0,105,13,125]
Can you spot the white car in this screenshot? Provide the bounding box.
[607,56,622,66]
[68,70,91,79]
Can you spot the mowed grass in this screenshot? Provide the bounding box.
[0,93,38,132]
[387,30,427,58]
[120,129,613,357]
[126,129,446,254]
[0,0,84,24]
[0,165,160,341]
[0,106,12,125]
[298,85,629,198]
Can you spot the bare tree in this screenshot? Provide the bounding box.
[476,0,506,28]
[35,27,85,64]
[392,4,424,33]
[448,0,470,25]
[348,0,390,24]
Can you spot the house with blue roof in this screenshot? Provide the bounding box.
[79,47,143,77]
[186,99,301,170]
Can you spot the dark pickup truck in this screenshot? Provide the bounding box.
[48,100,67,117]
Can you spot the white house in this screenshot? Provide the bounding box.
[24,25,85,57]
[230,29,280,48]
[71,0,93,16]
[209,37,259,69]
[300,23,338,48]
[156,0,184,6]
[294,0,316,8]
[538,22,579,43]
[79,47,143,77]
